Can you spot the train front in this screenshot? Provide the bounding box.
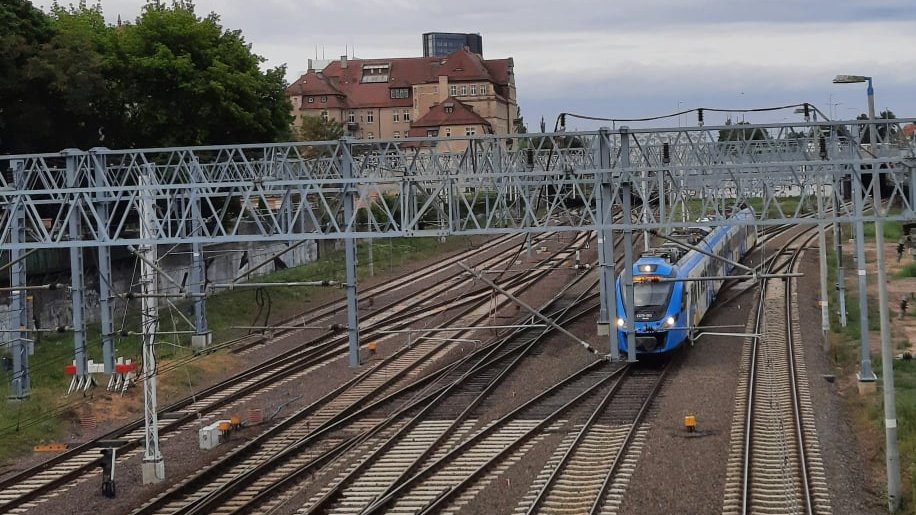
[615,259,686,355]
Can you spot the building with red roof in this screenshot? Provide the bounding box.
[286,48,517,142]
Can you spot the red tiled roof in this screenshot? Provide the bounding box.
[288,71,344,97]
[408,97,492,136]
[287,49,512,110]
[437,49,491,81]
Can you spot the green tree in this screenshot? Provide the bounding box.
[112,0,291,148]
[31,2,120,150]
[718,119,769,142]
[856,109,898,144]
[0,0,54,153]
[297,115,344,142]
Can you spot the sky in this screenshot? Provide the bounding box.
[38,0,916,131]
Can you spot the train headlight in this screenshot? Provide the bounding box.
[616,318,626,328]
[663,316,676,328]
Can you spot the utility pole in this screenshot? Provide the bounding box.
[139,165,165,484]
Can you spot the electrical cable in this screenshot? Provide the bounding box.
[559,102,814,125]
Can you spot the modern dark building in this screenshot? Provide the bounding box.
[422,32,483,57]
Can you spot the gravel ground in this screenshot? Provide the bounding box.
[10,235,507,514]
[7,230,887,514]
[796,249,885,514]
[617,238,884,514]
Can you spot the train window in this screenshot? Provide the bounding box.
[635,282,673,307]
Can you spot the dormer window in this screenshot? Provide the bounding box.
[444,103,454,114]
[389,88,409,99]
[361,64,390,83]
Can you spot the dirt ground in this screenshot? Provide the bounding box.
[2,232,901,514]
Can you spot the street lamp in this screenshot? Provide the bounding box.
[833,75,876,126]
[834,73,901,513]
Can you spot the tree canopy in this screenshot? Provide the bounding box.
[297,115,344,142]
[0,0,292,154]
[855,109,898,144]
[717,119,769,142]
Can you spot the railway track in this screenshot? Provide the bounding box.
[0,232,578,513]
[299,278,601,515]
[722,229,831,515]
[514,363,668,515]
[358,360,641,514]
[128,233,594,515]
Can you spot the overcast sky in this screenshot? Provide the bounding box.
[39,0,916,131]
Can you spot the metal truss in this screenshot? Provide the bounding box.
[3,119,913,483]
[0,119,913,252]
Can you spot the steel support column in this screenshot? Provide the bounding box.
[620,127,638,363]
[91,149,115,373]
[139,165,165,483]
[833,175,848,327]
[816,175,830,352]
[596,127,619,360]
[189,158,210,349]
[65,150,88,385]
[852,170,876,382]
[868,103,901,511]
[341,138,360,368]
[7,160,29,400]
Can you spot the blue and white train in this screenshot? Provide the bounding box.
[615,207,757,355]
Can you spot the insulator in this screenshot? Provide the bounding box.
[662,142,670,164]
[697,108,704,126]
[819,135,828,160]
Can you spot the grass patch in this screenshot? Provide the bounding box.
[0,236,470,463]
[826,226,916,509]
[897,262,916,279]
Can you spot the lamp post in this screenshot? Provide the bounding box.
[834,73,900,513]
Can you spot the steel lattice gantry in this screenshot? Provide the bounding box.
[1,119,914,484]
[1,121,914,248]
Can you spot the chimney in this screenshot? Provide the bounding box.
[341,55,347,69]
[438,75,448,102]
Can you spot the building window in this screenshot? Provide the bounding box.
[367,132,374,139]
[427,129,438,137]
[470,84,477,95]
[348,112,356,123]
[444,103,454,114]
[308,97,314,103]
[394,131,400,139]
[360,64,390,83]
[444,128,451,138]
[320,96,327,103]
[465,127,476,136]
[403,109,410,122]
[389,88,409,99]
[449,85,457,96]
[479,83,487,95]
[460,85,467,96]
[367,111,374,123]
[321,110,329,121]
[393,111,400,123]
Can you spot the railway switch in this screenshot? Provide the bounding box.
[684,415,697,432]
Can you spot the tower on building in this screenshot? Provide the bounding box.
[422,32,483,57]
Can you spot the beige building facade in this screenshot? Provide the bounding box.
[287,48,518,142]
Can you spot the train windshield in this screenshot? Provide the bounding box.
[634,282,673,307]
